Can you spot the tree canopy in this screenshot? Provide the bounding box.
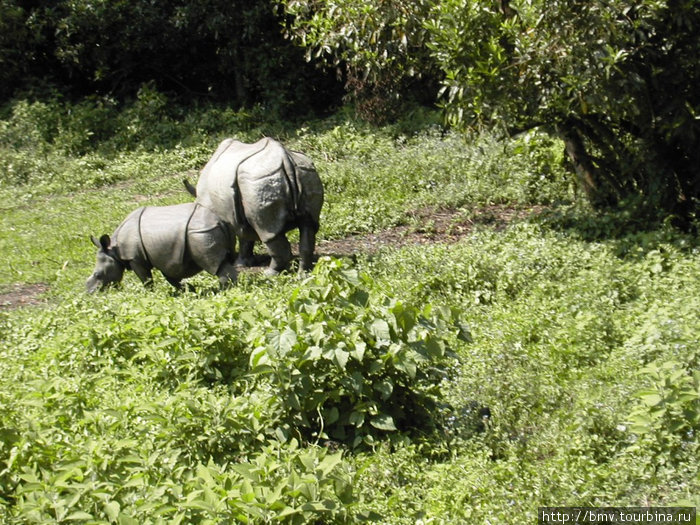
[282,0,700,222]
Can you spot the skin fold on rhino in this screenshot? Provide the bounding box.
[184,137,324,275]
[86,203,237,292]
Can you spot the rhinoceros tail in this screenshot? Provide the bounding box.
[183,178,197,198]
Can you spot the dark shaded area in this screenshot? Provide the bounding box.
[0,0,343,116]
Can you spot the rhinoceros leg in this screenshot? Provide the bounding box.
[264,234,292,275]
[165,276,184,290]
[235,239,256,267]
[131,261,154,287]
[299,223,316,273]
[216,261,238,289]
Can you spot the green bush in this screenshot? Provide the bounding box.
[0,255,470,522]
[246,258,469,447]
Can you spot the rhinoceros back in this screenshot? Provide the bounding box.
[197,138,302,242]
[196,139,271,231]
[237,139,298,241]
[111,207,146,263]
[138,203,193,279]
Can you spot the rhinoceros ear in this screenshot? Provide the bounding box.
[99,234,111,250]
[92,234,111,251]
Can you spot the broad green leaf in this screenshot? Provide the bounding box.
[309,322,325,344]
[276,506,301,518]
[181,499,212,511]
[241,479,256,503]
[304,345,323,360]
[65,511,94,520]
[636,389,663,406]
[249,346,270,369]
[340,268,361,286]
[104,501,120,522]
[196,463,216,485]
[370,413,397,431]
[154,337,179,348]
[118,515,139,525]
[231,464,258,482]
[349,410,365,427]
[317,451,343,476]
[348,371,364,393]
[370,319,391,341]
[394,358,417,379]
[374,379,393,399]
[286,391,302,411]
[301,500,337,512]
[270,327,297,356]
[325,406,340,425]
[628,413,653,433]
[351,341,366,361]
[279,327,297,354]
[299,451,317,471]
[334,348,350,369]
[425,336,444,358]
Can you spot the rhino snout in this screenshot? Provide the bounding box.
[86,274,102,294]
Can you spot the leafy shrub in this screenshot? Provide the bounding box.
[624,266,700,456]
[628,361,700,451]
[9,436,355,523]
[53,96,119,155]
[0,99,59,151]
[246,258,469,448]
[0,255,470,522]
[4,109,700,523]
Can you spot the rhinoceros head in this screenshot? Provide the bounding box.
[86,234,126,293]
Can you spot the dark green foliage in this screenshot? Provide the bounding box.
[282,0,439,122]
[429,0,700,220]
[0,0,342,114]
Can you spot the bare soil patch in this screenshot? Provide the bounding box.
[0,283,49,310]
[316,204,543,257]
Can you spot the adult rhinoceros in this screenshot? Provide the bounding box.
[185,137,324,275]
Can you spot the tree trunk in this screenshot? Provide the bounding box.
[557,121,602,207]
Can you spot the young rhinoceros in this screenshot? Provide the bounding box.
[86,203,237,292]
[185,137,324,275]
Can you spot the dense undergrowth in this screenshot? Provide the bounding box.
[1,98,699,523]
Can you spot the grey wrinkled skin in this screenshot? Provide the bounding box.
[187,137,324,275]
[86,203,237,293]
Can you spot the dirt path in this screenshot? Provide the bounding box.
[316,204,541,257]
[0,204,542,310]
[0,283,50,310]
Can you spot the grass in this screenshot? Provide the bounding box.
[1,100,699,523]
